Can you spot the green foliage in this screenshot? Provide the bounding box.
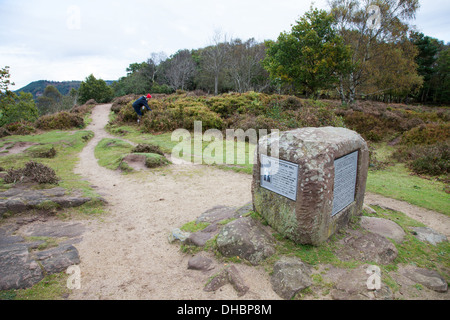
[78,74,113,104]
[0,91,39,127]
[400,123,450,146]
[35,111,85,130]
[263,7,351,97]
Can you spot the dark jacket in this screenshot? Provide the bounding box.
[132,96,152,111]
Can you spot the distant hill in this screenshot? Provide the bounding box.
[16,80,116,99]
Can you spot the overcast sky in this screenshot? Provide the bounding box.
[1,0,449,89]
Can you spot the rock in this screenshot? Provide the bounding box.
[410,227,447,245]
[186,230,216,247]
[270,256,312,300]
[363,204,377,214]
[0,243,44,290]
[216,217,276,265]
[187,254,214,271]
[168,228,190,243]
[35,244,80,274]
[335,230,398,265]
[196,206,240,224]
[0,186,91,215]
[204,266,249,297]
[400,265,448,293]
[204,269,229,292]
[252,127,369,246]
[360,216,406,243]
[20,221,85,238]
[227,265,249,297]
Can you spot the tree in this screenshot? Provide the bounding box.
[329,0,421,103]
[228,38,270,93]
[200,30,231,95]
[78,74,113,104]
[36,85,63,115]
[263,7,352,98]
[1,67,38,126]
[162,49,196,91]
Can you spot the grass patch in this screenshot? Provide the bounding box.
[367,163,450,215]
[94,138,134,171]
[1,273,71,300]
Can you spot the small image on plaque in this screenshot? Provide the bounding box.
[260,155,299,201]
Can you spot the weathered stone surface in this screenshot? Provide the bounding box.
[35,244,80,274]
[168,228,190,243]
[186,229,217,247]
[252,127,369,246]
[335,230,398,265]
[360,216,406,243]
[187,254,214,271]
[203,266,249,297]
[0,218,85,290]
[196,205,240,224]
[20,221,86,238]
[216,217,275,265]
[0,243,44,290]
[399,265,448,293]
[0,186,91,215]
[410,227,447,245]
[270,256,312,300]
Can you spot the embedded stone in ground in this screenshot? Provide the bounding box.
[270,256,312,300]
[360,216,406,243]
[216,217,275,265]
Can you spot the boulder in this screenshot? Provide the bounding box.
[360,216,406,243]
[270,256,312,300]
[399,265,448,293]
[410,227,447,245]
[204,265,249,297]
[187,253,214,271]
[216,217,276,265]
[335,230,398,265]
[0,243,44,290]
[35,244,80,274]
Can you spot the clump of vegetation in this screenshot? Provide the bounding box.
[26,144,57,158]
[142,153,171,168]
[4,121,36,135]
[400,123,450,146]
[35,111,85,130]
[132,143,165,156]
[4,160,59,184]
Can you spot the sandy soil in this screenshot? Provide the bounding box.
[70,104,448,300]
[71,104,279,300]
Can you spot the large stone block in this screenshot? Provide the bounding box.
[252,127,369,245]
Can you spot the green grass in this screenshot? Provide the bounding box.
[94,138,134,172]
[367,164,449,215]
[0,273,71,300]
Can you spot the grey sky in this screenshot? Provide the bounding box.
[1,0,449,89]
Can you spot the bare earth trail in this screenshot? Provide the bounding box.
[71,104,279,299]
[71,104,449,300]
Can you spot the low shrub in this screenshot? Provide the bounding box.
[132,143,165,156]
[409,142,449,176]
[35,111,85,130]
[4,161,59,184]
[400,123,450,146]
[5,121,36,135]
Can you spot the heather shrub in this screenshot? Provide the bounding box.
[4,121,36,135]
[409,143,449,176]
[132,143,165,156]
[400,123,450,146]
[4,161,59,184]
[35,111,85,130]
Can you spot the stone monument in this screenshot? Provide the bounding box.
[252,127,369,246]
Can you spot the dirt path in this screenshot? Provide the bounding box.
[71,104,279,300]
[71,104,448,300]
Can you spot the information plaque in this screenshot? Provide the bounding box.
[331,151,358,216]
[260,155,299,201]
